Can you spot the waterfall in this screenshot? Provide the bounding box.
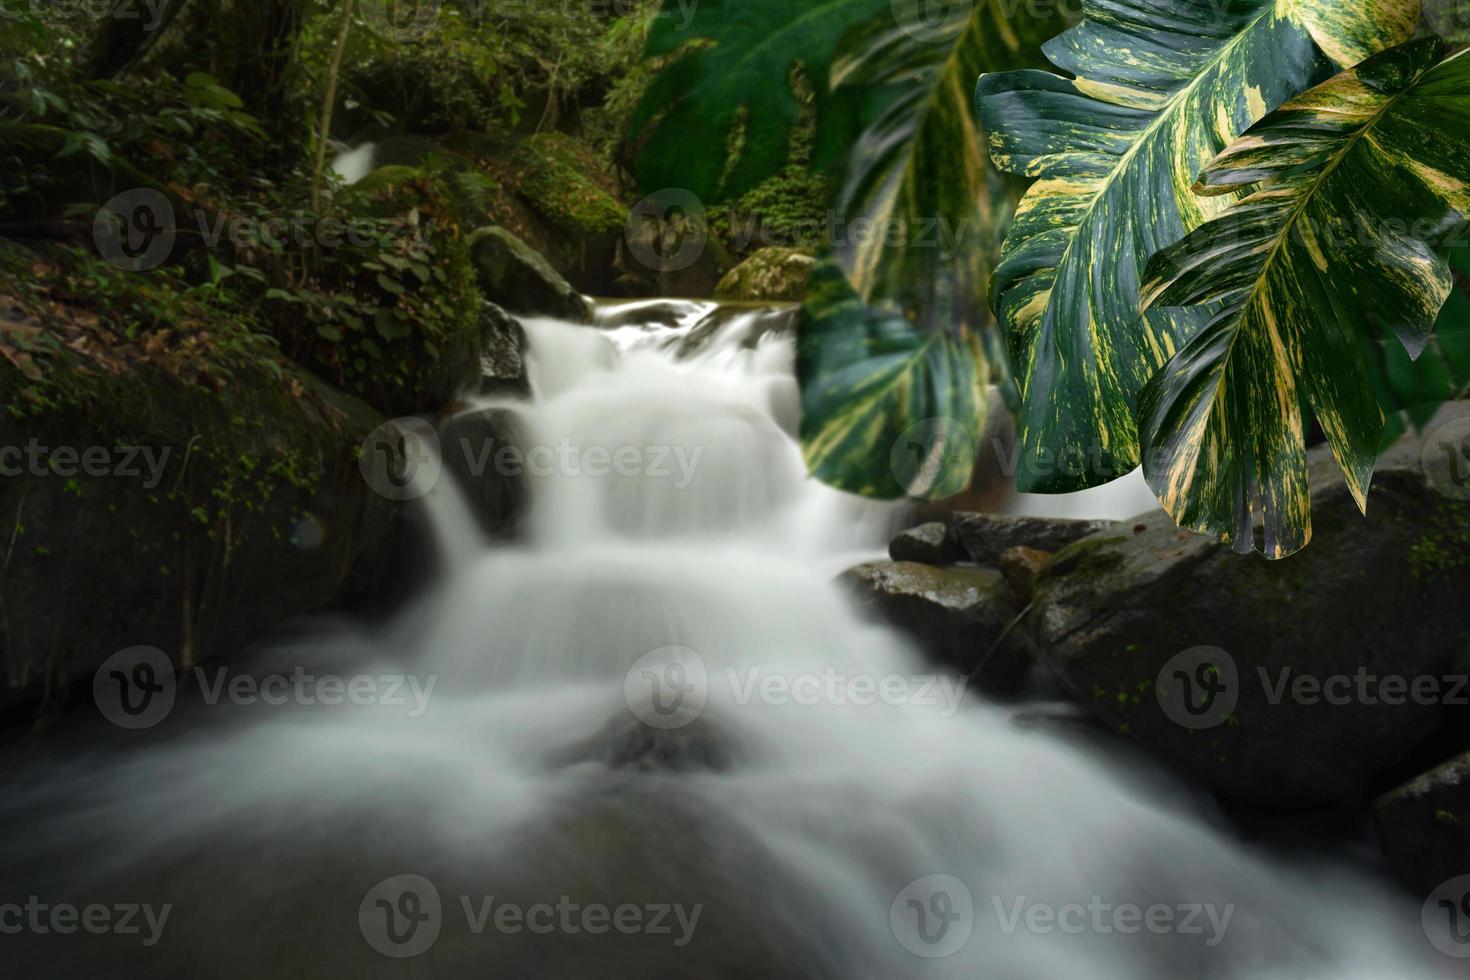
[331,142,378,185]
[0,304,1445,978]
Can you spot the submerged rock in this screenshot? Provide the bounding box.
[1028,405,1470,807]
[888,522,964,565]
[714,247,815,303]
[470,226,590,322]
[841,560,1029,696]
[437,406,526,538]
[1375,751,1470,893]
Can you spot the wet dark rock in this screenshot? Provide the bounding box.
[0,359,397,723]
[1375,751,1470,893]
[1027,405,1470,807]
[437,406,527,538]
[888,522,965,565]
[477,302,529,398]
[841,560,1029,697]
[951,512,1117,565]
[593,298,708,330]
[590,714,735,773]
[673,304,798,360]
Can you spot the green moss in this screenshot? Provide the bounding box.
[511,133,625,239]
[1407,500,1470,579]
[1040,535,1130,584]
[0,244,366,528]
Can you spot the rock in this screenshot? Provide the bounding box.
[478,302,528,398]
[951,512,1117,565]
[888,522,964,565]
[1027,405,1470,807]
[714,247,815,303]
[508,133,627,293]
[593,299,708,330]
[619,217,738,300]
[0,347,397,723]
[840,561,1029,696]
[510,134,624,244]
[673,305,798,359]
[1375,752,1470,893]
[470,226,590,323]
[998,546,1050,604]
[437,406,526,538]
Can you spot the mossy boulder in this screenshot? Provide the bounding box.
[0,285,398,722]
[470,226,590,322]
[1027,404,1470,807]
[510,133,625,243]
[714,247,815,302]
[508,133,627,294]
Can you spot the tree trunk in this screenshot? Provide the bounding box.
[311,0,357,212]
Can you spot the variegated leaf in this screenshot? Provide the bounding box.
[1139,38,1470,557]
[799,259,990,499]
[800,0,1065,498]
[976,0,1416,494]
[1369,242,1470,445]
[630,0,892,202]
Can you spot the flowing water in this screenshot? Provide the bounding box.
[0,302,1451,977]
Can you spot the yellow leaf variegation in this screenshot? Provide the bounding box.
[975,0,1416,495]
[799,0,1065,498]
[1139,37,1470,557]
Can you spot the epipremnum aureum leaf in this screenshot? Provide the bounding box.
[1139,37,1470,557]
[975,0,1417,495]
[799,0,1065,499]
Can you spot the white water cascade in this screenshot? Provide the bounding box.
[0,302,1450,977]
